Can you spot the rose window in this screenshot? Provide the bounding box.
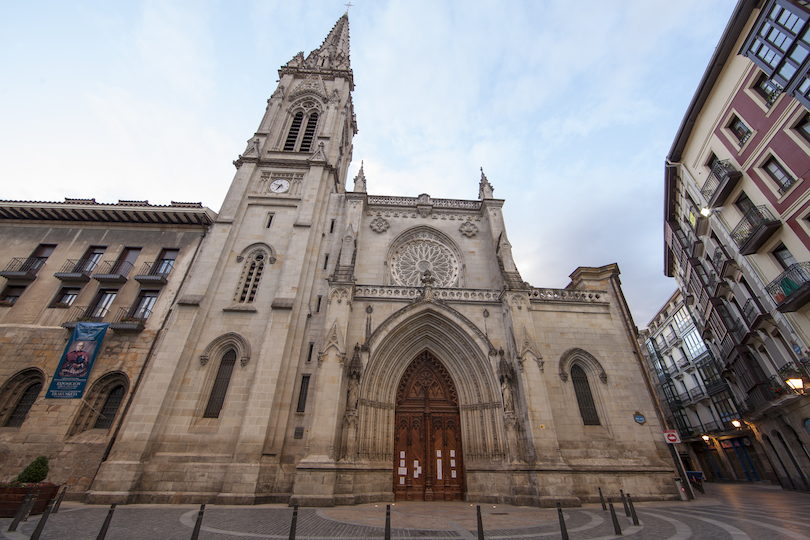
[391,237,459,287]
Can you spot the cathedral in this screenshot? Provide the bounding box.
[0,14,676,506]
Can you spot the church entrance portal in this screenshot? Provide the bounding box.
[394,351,464,501]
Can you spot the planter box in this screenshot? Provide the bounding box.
[0,485,61,517]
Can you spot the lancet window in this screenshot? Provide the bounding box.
[571,364,600,425]
[283,111,319,152]
[203,349,237,418]
[235,250,266,303]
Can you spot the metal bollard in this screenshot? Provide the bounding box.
[29,500,55,540]
[627,494,639,526]
[95,503,117,540]
[52,485,67,514]
[598,486,606,511]
[620,489,630,517]
[189,504,205,540]
[8,490,34,531]
[608,498,623,536]
[21,489,41,522]
[288,504,298,540]
[556,501,569,540]
[476,505,484,540]
[384,504,391,540]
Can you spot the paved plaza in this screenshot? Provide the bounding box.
[1,483,809,539]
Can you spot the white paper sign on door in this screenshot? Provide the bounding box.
[437,459,442,480]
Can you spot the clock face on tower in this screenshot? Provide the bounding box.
[269,179,291,193]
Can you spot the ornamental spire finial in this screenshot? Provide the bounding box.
[479,167,494,199]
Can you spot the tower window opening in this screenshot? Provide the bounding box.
[297,375,311,412]
[300,112,319,152]
[284,112,304,151]
[330,219,336,233]
[308,342,315,362]
[316,296,322,312]
[324,254,329,270]
[236,251,267,303]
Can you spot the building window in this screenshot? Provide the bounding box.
[323,254,329,270]
[297,375,311,412]
[711,390,739,424]
[571,364,600,425]
[93,385,126,429]
[774,244,799,270]
[316,296,322,312]
[89,289,117,320]
[796,113,810,142]
[51,287,81,308]
[735,192,756,215]
[754,72,784,107]
[683,329,707,359]
[330,219,336,233]
[130,290,159,320]
[77,246,106,273]
[743,1,810,88]
[729,115,753,147]
[283,111,319,152]
[706,152,720,172]
[0,285,26,306]
[308,342,315,362]
[0,369,45,428]
[154,249,179,275]
[203,349,237,418]
[764,156,797,194]
[266,213,275,228]
[235,250,267,303]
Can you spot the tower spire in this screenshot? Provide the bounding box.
[479,167,494,199]
[300,13,351,72]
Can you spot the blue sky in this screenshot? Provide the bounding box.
[0,0,737,326]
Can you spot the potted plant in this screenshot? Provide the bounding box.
[0,456,60,517]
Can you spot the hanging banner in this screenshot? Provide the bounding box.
[46,323,109,399]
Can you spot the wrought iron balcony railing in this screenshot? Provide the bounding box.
[741,298,765,327]
[92,260,134,283]
[110,306,151,332]
[53,259,98,282]
[730,205,781,255]
[134,260,174,285]
[700,160,743,208]
[767,262,810,312]
[689,387,706,400]
[0,257,47,281]
[60,304,112,328]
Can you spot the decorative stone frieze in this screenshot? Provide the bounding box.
[527,288,607,303]
[367,195,482,211]
[354,285,499,303]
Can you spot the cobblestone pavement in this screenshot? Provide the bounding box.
[1,483,809,539]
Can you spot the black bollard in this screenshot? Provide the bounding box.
[598,486,606,511]
[190,503,205,540]
[627,494,639,526]
[8,490,34,532]
[620,489,630,517]
[384,504,391,540]
[476,505,484,540]
[288,504,298,540]
[95,503,117,540]
[29,500,54,540]
[608,498,623,536]
[52,485,67,514]
[21,489,41,522]
[556,501,569,540]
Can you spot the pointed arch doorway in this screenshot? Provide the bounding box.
[394,351,464,501]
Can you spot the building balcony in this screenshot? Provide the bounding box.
[109,306,150,332]
[53,259,98,282]
[0,257,46,282]
[706,377,730,396]
[92,260,133,283]
[678,358,691,370]
[766,262,810,313]
[134,261,173,285]
[700,160,743,208]
[60,305,111,329]
[730,205,781,255]
[741,297,768,328]
[689,387,706,400]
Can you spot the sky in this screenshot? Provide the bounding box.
[0,0,738,327]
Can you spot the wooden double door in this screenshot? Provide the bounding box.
[394,352,464,501]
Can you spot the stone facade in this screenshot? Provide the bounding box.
[1,14,677,506]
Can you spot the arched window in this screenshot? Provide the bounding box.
[235,250,266,303]
[571,364,600,425]
[283,111,319,152]
[69,371,129,435]
[204,349,237,418]
[93,385,126,429]
[0,369,44,428]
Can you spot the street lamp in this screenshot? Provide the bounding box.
[786,378,804,393]
[731,420,741,428]
[702,435,710,442]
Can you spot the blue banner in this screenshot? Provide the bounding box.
[46,323,109,399]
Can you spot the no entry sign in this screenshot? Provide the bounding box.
[664,430,681,444]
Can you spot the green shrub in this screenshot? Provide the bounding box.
[15,456,49,484]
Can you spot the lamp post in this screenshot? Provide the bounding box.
[786,378,804,394]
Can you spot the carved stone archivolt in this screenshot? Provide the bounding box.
[558,348,608,384]
[199,332,251,368]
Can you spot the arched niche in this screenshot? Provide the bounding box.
[200,332,251,368]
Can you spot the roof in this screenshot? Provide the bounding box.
[0,198,217,227]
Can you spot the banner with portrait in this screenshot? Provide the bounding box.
[46,322,109,399]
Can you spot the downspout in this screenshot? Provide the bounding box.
[95,222,210,466]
